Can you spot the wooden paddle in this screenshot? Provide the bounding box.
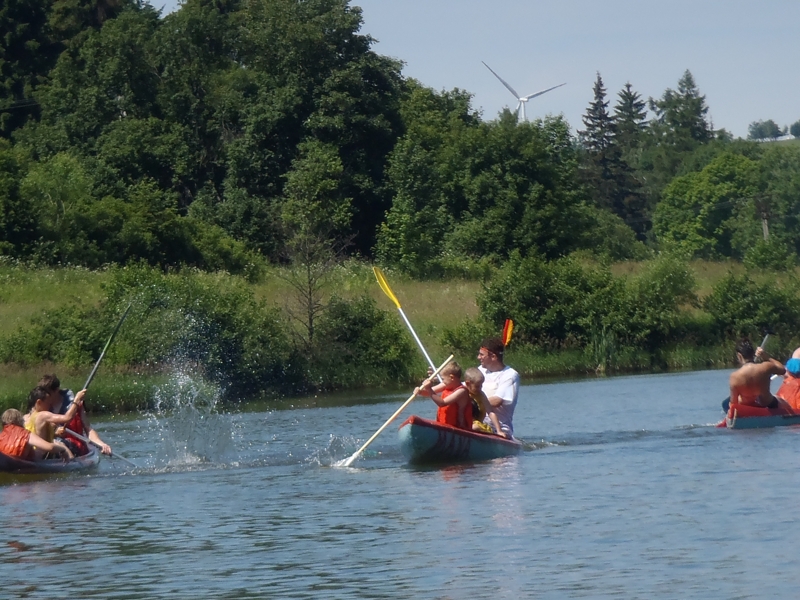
[341,354,454,467]
[373,266,441,382]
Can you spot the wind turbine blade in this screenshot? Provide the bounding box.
[482,61,521,100]
[523,82,567,101]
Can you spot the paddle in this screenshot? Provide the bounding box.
[373,266,441,382]
[84,302,133,390]
[722,333,771,413]
[502,319,514,346]
[341,354,454,467]
[65,427,137,468]
[67,303,135,466]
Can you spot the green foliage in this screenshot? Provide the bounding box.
[748,119,785,140]
[654,153,760,258]
[703,272,800,341]
[0,264,303,398]
[743,238,796,271]
[476,254,697,353]
[791,120,800,139]
[309,295,416,389]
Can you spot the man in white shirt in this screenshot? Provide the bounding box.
[477,337,520,438]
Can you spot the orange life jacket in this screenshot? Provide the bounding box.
[0,424,34,460]
[436,386,473,430]
[777,375,800,411]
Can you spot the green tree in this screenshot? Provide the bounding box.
[579,73,647,237]
[648,70,712,147]
[748,119,783,140]
[791,120,800,138]
[614,82,647,151]
[0,0,60,136]
[653,152,760,258]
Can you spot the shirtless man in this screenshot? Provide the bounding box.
[729,338,789,410]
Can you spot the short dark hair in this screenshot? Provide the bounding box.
[736,338,755,361]
[480,337,505,360]
[37,374,60,392]
[28,386,49,411]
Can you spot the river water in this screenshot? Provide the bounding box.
[2,368,800,599]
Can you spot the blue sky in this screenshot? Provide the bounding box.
[156,1,799,138]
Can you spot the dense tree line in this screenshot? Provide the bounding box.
[4,0,800,395]
[2,0,800,275]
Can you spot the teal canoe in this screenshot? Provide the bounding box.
[398,415,523,464]
[0,446,100,475]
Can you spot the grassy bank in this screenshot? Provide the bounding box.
[0,259,775,413]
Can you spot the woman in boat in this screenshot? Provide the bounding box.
[0,409,73,461]
[24,386,83,458]
[415,361,472,430]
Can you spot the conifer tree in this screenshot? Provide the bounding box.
[614,82,647,151]
[649,69,712,147]
[580,73,647,238]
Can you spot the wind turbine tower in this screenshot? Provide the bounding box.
[482,61,566,122]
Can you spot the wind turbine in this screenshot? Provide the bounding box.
[482,61,566,122]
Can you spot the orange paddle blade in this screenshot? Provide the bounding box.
[502,319,514,346]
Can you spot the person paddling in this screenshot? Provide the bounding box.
[477,337,520,438]
[416,361,473,430]
[729,338,791,412]
[39,374,112,456]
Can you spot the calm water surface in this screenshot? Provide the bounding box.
[2,369,800,599]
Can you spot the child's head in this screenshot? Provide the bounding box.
[2,408,24,427]
[440,362,463,389]
[27,386,49,412]
[463,367,485,395]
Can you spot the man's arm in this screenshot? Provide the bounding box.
[757,348,786,376]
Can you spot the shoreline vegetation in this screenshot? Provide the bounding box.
[1,259,793,415]
[3,2,800,414]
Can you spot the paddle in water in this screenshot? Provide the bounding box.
[68,303,136,467]
[340,355,455,468]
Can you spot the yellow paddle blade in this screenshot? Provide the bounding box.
[502,319,514,346]
[373,266,401,309]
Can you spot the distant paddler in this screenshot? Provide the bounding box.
[729,338,791,412]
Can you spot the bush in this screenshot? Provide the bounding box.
[703,272,800,341]
[310,295,417,389]
[1,264,304,399]
[743,239,797,271]
[476,253,698,354]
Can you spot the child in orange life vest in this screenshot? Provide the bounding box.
[415,362,472,430]
[463,367,507,438]
[0,409,72,460]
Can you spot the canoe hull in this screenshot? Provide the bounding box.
[398,415,522,464]
[726,414,800,429]
[724,403,800,429]
[0,447,101,475]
